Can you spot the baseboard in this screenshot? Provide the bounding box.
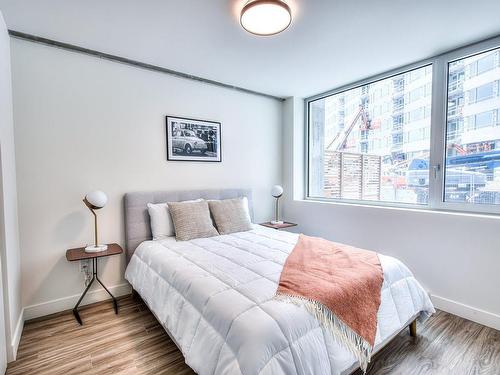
[23,283,131,321]
[7,310,24,362]
[431,294,500,331]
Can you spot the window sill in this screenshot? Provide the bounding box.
[297,197,500,220]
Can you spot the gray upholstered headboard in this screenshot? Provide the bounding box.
[124,189,253,262]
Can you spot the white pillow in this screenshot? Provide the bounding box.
[147,199,202,240]
[147,203,173,240]
[241,196,251,220]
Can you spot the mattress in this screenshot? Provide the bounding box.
[125,225,434,375]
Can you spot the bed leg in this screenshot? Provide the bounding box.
[131,289,139,300]
[409,319,417,337]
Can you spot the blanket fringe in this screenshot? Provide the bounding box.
[274,292,372,373]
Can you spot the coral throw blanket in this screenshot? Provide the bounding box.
[275,234,383,371]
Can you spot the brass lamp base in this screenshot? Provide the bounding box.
[85,244,108,253]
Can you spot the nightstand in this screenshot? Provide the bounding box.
[260,222,298,230]
[66,243,123,325]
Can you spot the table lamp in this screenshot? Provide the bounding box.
[83,190,108,253]
[271,185,284,225]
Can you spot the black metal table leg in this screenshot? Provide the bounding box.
[72,256,119,324]
[94,256,118,314]
[73,274,95,325]
[96,276,118,314]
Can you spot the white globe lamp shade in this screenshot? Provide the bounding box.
[240,0,292,36]
[85,190,108,209]
[83,190,108,253]
[271,185,284,198]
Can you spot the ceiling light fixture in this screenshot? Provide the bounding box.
[240,0,292,36]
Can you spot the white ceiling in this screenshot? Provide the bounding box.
[1,0,500,98]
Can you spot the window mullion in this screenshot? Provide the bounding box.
[429,57,447,210]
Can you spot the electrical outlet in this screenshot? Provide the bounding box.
[80,259,92,287]
[80,259,90,273]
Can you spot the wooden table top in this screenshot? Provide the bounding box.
[66,243,123,261]
[260,222,298,230]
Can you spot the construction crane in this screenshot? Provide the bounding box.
[325,105,371,151]
[448,143,467,155]
[325,104,466,156]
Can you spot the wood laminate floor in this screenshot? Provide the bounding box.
[6,296,499,375]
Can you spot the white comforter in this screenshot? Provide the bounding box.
[125,226,434,375]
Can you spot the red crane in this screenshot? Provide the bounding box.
[326,105,371,151]
[448,143,467,155]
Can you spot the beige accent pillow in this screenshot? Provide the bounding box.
[167,200,219,241]
[147,199,202,240]
[208,197,252,235]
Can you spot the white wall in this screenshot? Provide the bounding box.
[0,12,22,361]
[0,257,6,374]
[10,39,283,319]
[282,97,500,330]
[8,26,499,348]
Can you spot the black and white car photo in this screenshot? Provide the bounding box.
[166,116,221,162]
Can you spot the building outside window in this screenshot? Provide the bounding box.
[308,45,500,211]
[444,48,500,206]
[308,65,432,204]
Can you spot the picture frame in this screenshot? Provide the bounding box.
[166,115,222,162]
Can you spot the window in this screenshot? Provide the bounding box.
[470,51,498,76]
[308,65,432,204]
[444,48,500,206]
[467,111,495,130]
[306,42,500,214]
[468,82,496,104]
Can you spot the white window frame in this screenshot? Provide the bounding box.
[305,35,500,215]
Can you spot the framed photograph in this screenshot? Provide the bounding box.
[166,116,222,162]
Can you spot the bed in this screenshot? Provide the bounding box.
[124,189,435,375]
